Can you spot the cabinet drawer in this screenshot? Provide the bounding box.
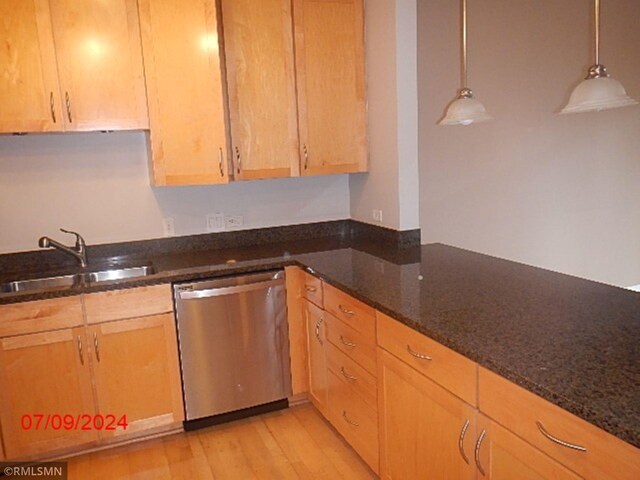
[328,368,379,474]
[376,311,477,406]
[301,271,323,308]
[479,367,640,480]
[327,341,377,411]
[84,285,173,324]
[0,297,83,337]
[323,282,375,340]
[326,313,377,375]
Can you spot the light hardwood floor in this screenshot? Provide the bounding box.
[67,404,376,479]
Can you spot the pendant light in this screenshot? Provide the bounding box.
[438,0,492,126]
[561,0,638,114]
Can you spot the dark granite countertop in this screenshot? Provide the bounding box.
[0,239,638,448]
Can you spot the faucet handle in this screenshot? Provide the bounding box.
[60,228,86,249]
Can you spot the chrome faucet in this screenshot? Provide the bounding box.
[39,229,88,268]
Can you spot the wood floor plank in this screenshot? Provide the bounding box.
[292,405,377,479]
[198,420,259,479]
[263,407,346,479]
[65,405,374,479]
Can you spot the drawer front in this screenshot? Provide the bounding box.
[84,285,173,324]
[323,282,375,340]
[479,367,640,480]
[327,340,377,411]
[328,368,379,474]
[326,313,377,375]
[0,297,83,337]
[301,271,323,308]
[376,311,477,406]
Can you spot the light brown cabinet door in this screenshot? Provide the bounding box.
[293,0,368,176]
[139,0,229,186]
[476,414,583,480]
[0,328,97,460]
[0,0,63,133]
[48,0,148,131]
[221,0,300,180]
[305,299,328,416]
[378,348,476,480]
[89,314,183,440]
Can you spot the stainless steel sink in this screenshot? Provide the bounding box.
[0,266,155,294]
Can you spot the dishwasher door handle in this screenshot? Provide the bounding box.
[177,279,284,300]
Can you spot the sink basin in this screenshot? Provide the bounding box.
[0,266,155,294]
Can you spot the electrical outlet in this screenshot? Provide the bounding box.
[206,213,225,233]
[162,217,175,237]
[372,209,383,223]
[225,215,244,229]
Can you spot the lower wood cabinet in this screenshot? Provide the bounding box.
[304,298,328,416]
[90,313,183,441]
[476,414,583,480]
[378,347,476,480]
[0,286,183,461]
[0,327,98,459]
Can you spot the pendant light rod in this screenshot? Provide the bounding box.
[594,0,600,65]
[461,0,468,88]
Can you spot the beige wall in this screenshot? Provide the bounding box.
[350,0,420,231]
[0,132,350,253]
[419,0,640,286]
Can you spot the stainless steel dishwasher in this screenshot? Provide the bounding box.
[174,270,291,429]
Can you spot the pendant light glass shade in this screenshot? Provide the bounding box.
[561,0,638,114]
[439,89,492,126]
[438,0,492,126]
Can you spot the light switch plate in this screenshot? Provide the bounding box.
[225,215,244,229]
[206,213,225,233]
[162,217,175,237]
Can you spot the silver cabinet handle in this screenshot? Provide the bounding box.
[458,419,471,464]
[342,411,359,427]
[340,366,358,381]
[406,345,433,361]
[77,335,84,365]
[535,421,587,452]
[340,335,357,348]
[93,332,100,362]
[338,304,355,315]
[218,148,224,177]
[315,318,324,345]
[303,144,309,169]
[50,92,56,123]
[304,285,317,293]
[65,91,72,123]
[235,146,241,174]
[474,429,487,476]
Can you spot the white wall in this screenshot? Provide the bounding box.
[0,132,350,253]
[350,0,420,231]
[419,0,640,287]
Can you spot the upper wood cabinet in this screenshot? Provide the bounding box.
[293,0,368,176]
[138,0,230,186]
[48,0,148,131]
[0,0,62,133]
[0,0,148,134]
[221,0,300,181]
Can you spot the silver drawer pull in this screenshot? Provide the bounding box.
[458,419,470,464]
[340,335,357,348]
[77,335,84,365]
[475,429,487,476]
[304,285,317,293]
[342,411,359,427]
[406,345,432,361]
[536,421,587,452]
[338,304,355,315]
[315,318,324,346]
[340,366,358,381]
